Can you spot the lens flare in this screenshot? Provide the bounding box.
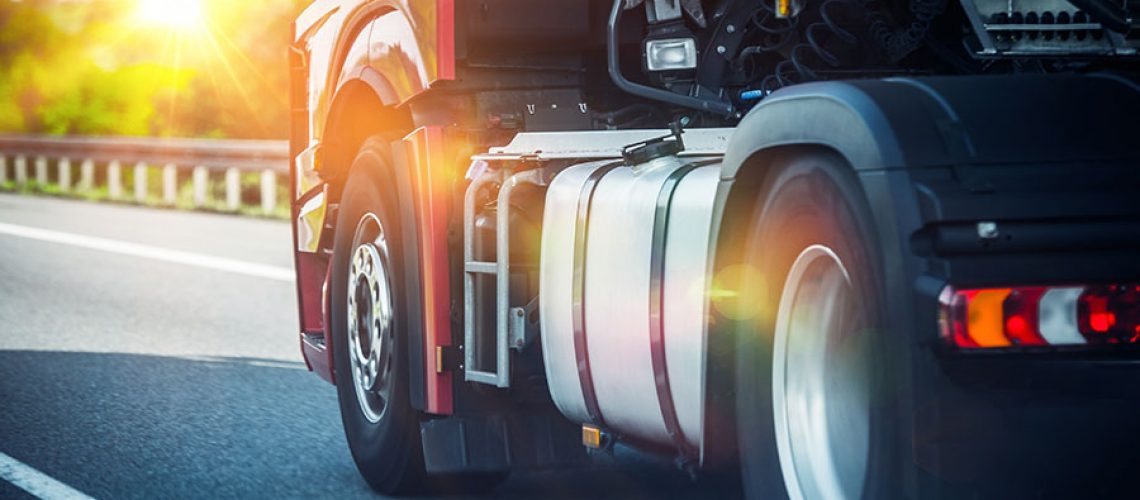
[709,264,768,322]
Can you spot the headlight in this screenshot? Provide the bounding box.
[645,38,697,71]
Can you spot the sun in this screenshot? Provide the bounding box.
[135,0,207,31]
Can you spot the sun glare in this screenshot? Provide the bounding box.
[135,0,206,31]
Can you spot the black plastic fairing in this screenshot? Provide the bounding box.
[708,73,1140,485]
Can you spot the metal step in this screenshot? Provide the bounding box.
[461,166,552,388]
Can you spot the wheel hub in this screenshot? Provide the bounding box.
[773,244,871,500]
[347,214,395,423]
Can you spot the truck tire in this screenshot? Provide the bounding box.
[734,149,902,500]
[330,137,426,495]
[330,136,510,496]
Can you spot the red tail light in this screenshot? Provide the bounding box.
[1001,287,1047,346]
[940,283,1140,349]
[1078,285,1140,344]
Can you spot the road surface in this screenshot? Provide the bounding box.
[0,193,736,499]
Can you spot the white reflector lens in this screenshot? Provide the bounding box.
[1038,287,1086,345]
[645,38,697,71]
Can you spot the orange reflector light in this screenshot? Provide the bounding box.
[775,0,792,18]
[966,288,1012,347]
[940,283,1140,349]
[582,425,602,449]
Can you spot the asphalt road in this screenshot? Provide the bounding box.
[0,193,736,500]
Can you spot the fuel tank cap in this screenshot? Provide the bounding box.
[621,122,686,166]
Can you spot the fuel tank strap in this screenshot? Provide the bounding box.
[649,162,706,456]
[571,162,623,427]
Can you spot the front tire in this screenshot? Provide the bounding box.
[330,137,425,495]
[330,136,509,496]
[734,149,905,500]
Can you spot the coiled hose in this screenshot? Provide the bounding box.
[739,0,947,95]
[868,0,947,63]
[760,0,861,92]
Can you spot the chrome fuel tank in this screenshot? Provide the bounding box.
[539,155,719,450]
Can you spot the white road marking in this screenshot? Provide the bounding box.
[0,222,294,282]
[178,355,308,370]
[0,451,97,500]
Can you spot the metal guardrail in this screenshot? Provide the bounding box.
[0,134,290,216]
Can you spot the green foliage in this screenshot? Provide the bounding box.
[38,63,193,136]
[0,0,304,139]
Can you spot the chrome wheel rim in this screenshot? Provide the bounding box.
[772,244,870,500]
[347,213,395,424]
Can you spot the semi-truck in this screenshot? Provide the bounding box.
[288,0,1140,497]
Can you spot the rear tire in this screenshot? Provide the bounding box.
[331,137,426,495]
[734,149,905,500]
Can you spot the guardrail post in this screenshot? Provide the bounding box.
[58,158,71,192]
[192,166,208,207]
[79,159,94,191]
[134,162,148,202]
[35,156,47,186]
[225,167,240,210]
[163,164,177,205]
[0,136,288,215]
[108,160,122,199]
[15,155,27,185]
[260,170,276,215]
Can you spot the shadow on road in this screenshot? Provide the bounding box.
[0,350,740,499]
[0,350,386,499]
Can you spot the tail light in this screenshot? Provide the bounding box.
[939,284,1140,349]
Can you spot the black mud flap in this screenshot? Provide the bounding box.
[420,414,589,474]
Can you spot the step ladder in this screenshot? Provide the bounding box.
[462,165,549,387]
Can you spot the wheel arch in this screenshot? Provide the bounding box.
[321,78,411,195]
[318,0,449,189]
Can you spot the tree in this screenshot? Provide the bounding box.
[0,0,303,139]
